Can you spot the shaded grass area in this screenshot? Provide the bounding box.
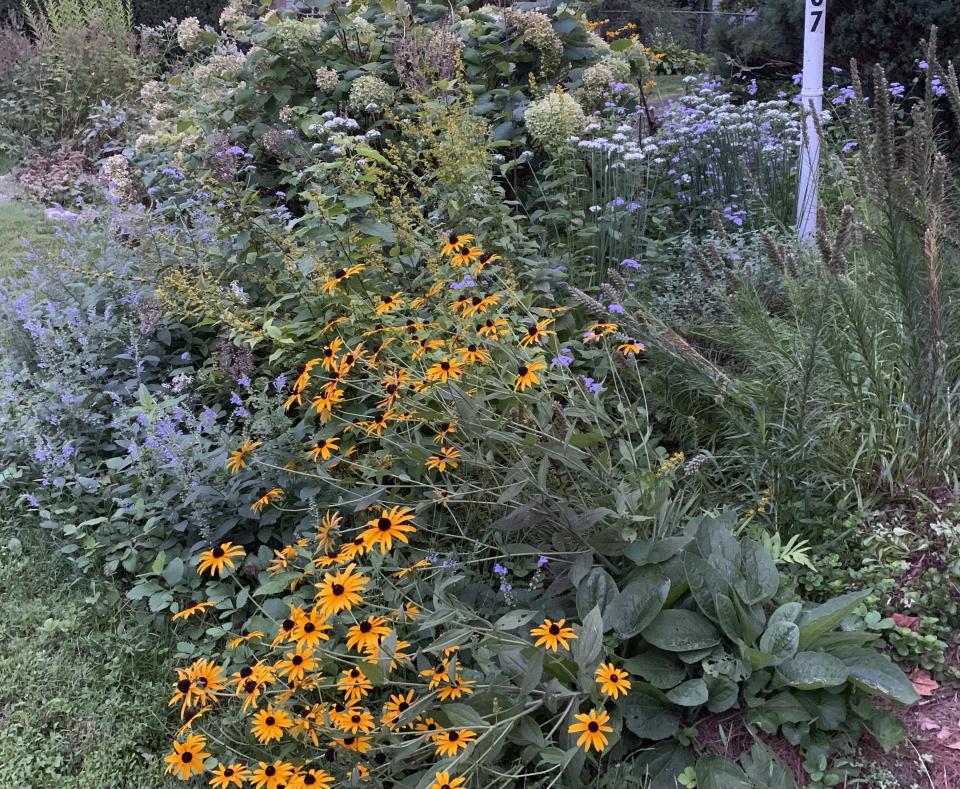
[0,200,59,273]
[0,524,176,788]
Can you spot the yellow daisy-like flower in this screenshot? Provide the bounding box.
[568,708,613,752]
[426,357,465,383]
[595,661,632,699]
[426,446,461,473]
[440,232,474,256]
[477,317,509,339]
[584,322,618,343]
[433,421,457,444]
[339,706,376,734]
[251,705,293,744]
[419,664,450,689]
[393,559,430,579]
[430,771,467,789]
[337,666,373,703]
[360,409,394,437]
[291,608,331,649]
[307,435,340,461]
[210,762,249,788]
[455,343,490,365]
[171,600,215,621]
[461,293,501,318]
[250,760,294,789]
[346,615,391,654]
[530,617,577,651]
[518,318,556,347]
[374,292,404,315]
[297,768,335,788]
[227,629,264,649]
[274,643,318,684]
[433,728,477,757]
[315,563,368,618]
[360,505,416,553]
[618,339,645,357]
[163,734,210,780]
[514,361,547,391]
[381,689,416,728]
[437,674,475,701]
[474,251,501,272]
[332,734,372,753]
[321,262,365,293]
[226,438,261,473]
[196,541,245,577]
[251,487,283,513]
[319,337,344,372]
[315,510,342,549]
[450,244,483,267]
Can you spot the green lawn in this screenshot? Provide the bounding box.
[0,200,58,273]
[0,524,176,788]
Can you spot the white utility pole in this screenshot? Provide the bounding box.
[796,0,826,240]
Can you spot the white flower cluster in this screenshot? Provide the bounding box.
[524,91,585,153]
[176,16,203,51]
[101,154,138,205]
[347,74,394,114]
[193,48,247,82]
[219,0,251,33]
[315,67,339,93]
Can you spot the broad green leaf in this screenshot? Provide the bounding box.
[797,590,870,649]
[642,609,720,652]
[758,621,799,664]
[441,703,487,728]
[736,538,780,604]
[747,691,813,734]
[633,741,695,789]
[605,571,670,637]
[494,609,539,631]
[666,678,708,707]
[705,676,740,713]
[576,567,617,619]
[573,606,603,667]
[867,710,907,751]
[694,518,741,582]
[740,741,797,789]
[777,651,848,690]
[768,602,803,629]
[695,755,751,789]
[832,646,920,705]
[623,649,686,690]
[162,557,184,586]
[621,689,682,740]
[683,551,728,621]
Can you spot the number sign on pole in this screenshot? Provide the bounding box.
[796,0,826,240]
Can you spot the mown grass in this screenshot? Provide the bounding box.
[0,520,176,788]
[0,200,59,274]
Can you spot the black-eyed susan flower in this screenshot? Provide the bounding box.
[583,322,618,343]
[252,704,293,743]
[250,760,294,789]
[514,361,547,391]
[251,487,283,513]
[226,438,262,473]
[568,708,613,752]
[374,292,404,315]
[441,232,474,256]
[426,446,461,473]
[320,337,344,372]
[315,563,368,618]
[233,662,275,711]
[164,734,210,780]
[227,629,264,649]
[426,357,464,383]
[338,534,370,562]
[275,643,318,684]
[272,606,307,647]
[291,608,331,649]
[449,294,470,314]
[360,409,394,437]
[298,768,335,788]
[381,689,416,728]
[474,252,501,272]
[433,421,457,444]
[394,559,431,578]
[450,244,483,267]
[462,293,500,318]
[595,662,632,699]
[321,263,365,294]
[171,600,215,621]
[337,666,373,703]
[268,544,297,574]
[618,339,645,357]
[433,728,476,757]
[437,674,475,701]
[477,317,509,339]
[346,616,391,654]
[210,763,249,788]
[455,343,490,365]
[196,541,245,577]
[307,435,340,461]
[332,734,373,753]
[431,771,467,789]
[339,706,375,734]
[175,706,207,736]
[530,617,577,651]
[360,505,416,552]
[315,510,342,549]
[411,337,445,359]
[419,664,450,689]
[519,318,556,347]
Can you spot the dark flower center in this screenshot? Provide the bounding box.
[440,361,450,371]
[351,715,361,723]
[181,752,193,763]
[177,679,191,693]
[548,624,560,635]
[360,621,372,633]
[381,295,392,303]
[324,347,334,357]
[282,618,295,631]
[265,716,276,726]
[317,440,326,448]
[245,680,257,693]
[332,583,345,595]
[335,268,346,278]
[212,546,225,558]
[304,776,316,786]
[292,655,304,666]
[303,622,316,633]
[610,674,619,682]
[265,766,276,777]
[377,517,392,531]
[588,721,599,732]
[398,701,409,711]
[343,736,355,745]
[224,768,234,777]
[472,296,482,305]
[449,732,459,741]
[518,366,528,376]
[240,666,253,678]
[350,668,361,678]
[527,325,537,335]
[468,344,477,352]
[345,354,355,365]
